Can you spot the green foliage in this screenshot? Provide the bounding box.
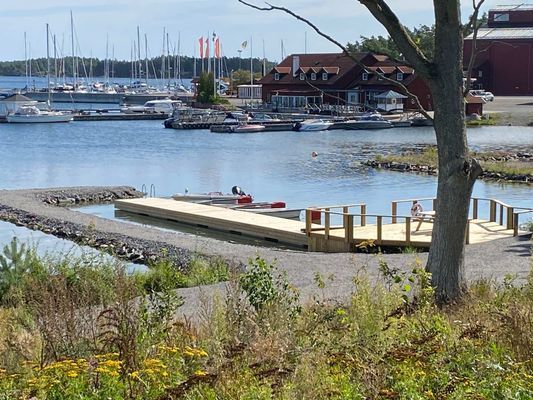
[232,69,262,87]
[239,256,299,315]
[196,72,218,104]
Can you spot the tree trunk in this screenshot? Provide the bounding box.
[426,2,482,304]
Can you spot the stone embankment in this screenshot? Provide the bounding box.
[364,152,533,183]
[0,187,192,269]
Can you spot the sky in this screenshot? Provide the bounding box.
[0,0,515,63]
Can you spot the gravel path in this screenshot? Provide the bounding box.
[0,186,530,318]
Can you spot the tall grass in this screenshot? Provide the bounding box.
[0,241,531,399]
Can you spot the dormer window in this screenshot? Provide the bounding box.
[322,72,328,80]
[274,73,280,81]
[396,72,403,81]
[362,72,368,81]
[311,72,316,81]
[300,73,305,80]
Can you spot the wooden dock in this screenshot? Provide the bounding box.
[115,198,309,248]
[114,197,532,253]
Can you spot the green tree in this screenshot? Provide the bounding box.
[231,69,261,87]
[196,72,215,104]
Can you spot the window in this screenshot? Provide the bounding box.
[478,70,483,78]
[362,72,368,81]
[274,73,280,81]
[322,72,328,81]
[300,73,305,80]
[493,12,509,22]
[311,72,316,81]
[396,72,403,81]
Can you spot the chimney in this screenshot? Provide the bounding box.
[292,55,300,77]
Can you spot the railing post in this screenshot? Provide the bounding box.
[392,201,397,224]
[325,209,330,239]
[507,207,514,230]
[499,204,504,226]
[305,209,312,236]
[361,204,366,226]
[377,216,383,245]
[489,200,496,222]
[465,219,470,244]
[473,198,478,220]
[345,214,354,243]
[513,213,519,236]
[405,217,411,245]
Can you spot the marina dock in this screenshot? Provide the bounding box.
[114,197,532,252]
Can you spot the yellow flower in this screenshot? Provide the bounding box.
[66,371,79,378]
[194,370,207,377]
[129,371,140,379]
[99,360,122,369]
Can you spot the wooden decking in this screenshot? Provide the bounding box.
[115,198,309,248]
[114,197,531,253]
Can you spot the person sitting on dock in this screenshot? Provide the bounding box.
[411,201,423,217]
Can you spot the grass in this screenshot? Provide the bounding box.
[0,241,532,399]
[374,147,533,178]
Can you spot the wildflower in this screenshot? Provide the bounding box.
[129,371,140,379]
[99,360,122,369]
[66,371,79,378]
[194,370,207,377]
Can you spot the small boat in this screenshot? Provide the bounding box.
[6,106,73,123]
[172,186,253,204]
[231,123,265,133]
[335,113,392,130]
[297,119,333,132]
[121,99,183,114]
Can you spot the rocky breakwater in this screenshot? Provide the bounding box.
[364,152,533,183]
[0,186,192,269]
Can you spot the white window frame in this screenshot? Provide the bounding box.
[274,73,280,81]
[322,72,328,81]
[396,72,403,81]
[362,72,368,81]
[300,73,305,81]
[493,12,509,22]
[311,72,317,81]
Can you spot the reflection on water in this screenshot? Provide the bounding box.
[0,118,532,250]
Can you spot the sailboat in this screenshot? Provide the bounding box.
[8,24,73,123]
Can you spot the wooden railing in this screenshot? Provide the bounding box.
[513,209,533,236]
[391,197,436,224]
[305,204,366,240]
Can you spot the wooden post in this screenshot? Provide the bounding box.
[405,217,411,245]
[465,219,470,244]
[507,207,514,230]
[513,213,519,236]
[499,204,504,226]
[391,201,397,224]
[346,214,354,243]
[489,200,496,222]
[343,206,349,215]
[361,204,366,226]
[377,216,382,245]
[325,209,330,239]
[472,198,478,220]
[305,209,312,236]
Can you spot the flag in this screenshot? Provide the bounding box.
[241,40,247,50]
[198,37,204,59]
[215,37,221,59]
[205,37,210,58]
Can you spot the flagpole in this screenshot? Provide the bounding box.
[213,33,216,98]
[250,36,253,105]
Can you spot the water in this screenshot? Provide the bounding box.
[0,101,532,251]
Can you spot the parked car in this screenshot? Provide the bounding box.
[469,90,494,102]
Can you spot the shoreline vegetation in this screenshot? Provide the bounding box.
[0,247,531,399]
[364,147,533,183]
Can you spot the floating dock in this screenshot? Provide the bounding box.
[115,198,310,248]
[114,197,531,252]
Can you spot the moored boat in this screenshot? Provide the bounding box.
[231,123,265,133]
[6,106,73,123]
[334,113,392,130]
[296,119,333,131]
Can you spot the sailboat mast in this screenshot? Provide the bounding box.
[250,36,253,103]
[53,34,58,88]
[24,32,28,89]
[137,26,142,82]
[166,32,170,85]
[145,34,149,85]
[177,32,181,81]
[70,10,76,86]
[46,23,51,105]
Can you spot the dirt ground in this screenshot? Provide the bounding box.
[483,96,533,126]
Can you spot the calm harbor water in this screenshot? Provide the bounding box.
[0,90,532,252]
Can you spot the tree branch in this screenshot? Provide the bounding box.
[463,0,487,96]
[357,0,434,78]
[238,0,432,120]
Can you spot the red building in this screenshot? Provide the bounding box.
[464,4,533,95]
[259,52,431,112]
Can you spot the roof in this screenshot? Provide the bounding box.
[466,27,533,40]
[491,4,533,12]
[0,93,34,102]
[375,90,408,99]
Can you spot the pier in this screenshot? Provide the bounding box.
[114,197,532,252]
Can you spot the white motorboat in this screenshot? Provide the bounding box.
[6,106,73,123]
[297,119,333,131]
[172,191,253,204]
[121,99,184,114]
[231,123,265,133]
[335,113,392,130]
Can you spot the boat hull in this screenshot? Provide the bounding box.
[6,114,73,123]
